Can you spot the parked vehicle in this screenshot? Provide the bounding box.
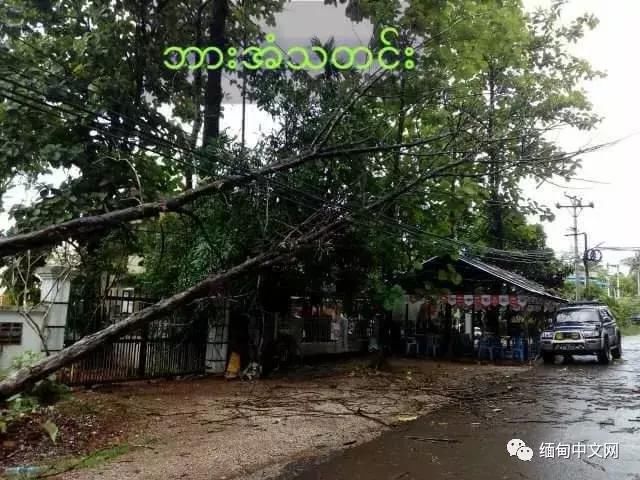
[539,301,622,365]
[629,313,640,325]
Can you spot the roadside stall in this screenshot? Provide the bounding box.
[392,255,567,361]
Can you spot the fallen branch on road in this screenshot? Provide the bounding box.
[406,436,460,443]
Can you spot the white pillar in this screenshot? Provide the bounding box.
[34,266,75,354]
[205,299,229,374]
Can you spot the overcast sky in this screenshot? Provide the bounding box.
[2,0,638,271]
[519,0,640,271]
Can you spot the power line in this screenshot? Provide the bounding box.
[0,53,609,266]
[0,84,589,267]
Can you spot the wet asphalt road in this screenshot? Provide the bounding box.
[278,335,640,480]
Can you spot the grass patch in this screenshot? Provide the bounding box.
[76,444,131,469]
[26,444,132,478]
[621,324,640,336]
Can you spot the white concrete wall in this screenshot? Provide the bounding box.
[0,308,46,371]
[0,266,74,372]
[35,266,73,354]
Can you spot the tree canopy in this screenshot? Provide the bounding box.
[0,0,604,307]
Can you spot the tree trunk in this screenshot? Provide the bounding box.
[203,0,228,146]
[0,249,282,399]
[185,2,207,190]
[486,66,505,250]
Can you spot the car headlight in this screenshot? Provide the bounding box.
[541,331,554,339]
[583,330,600,338]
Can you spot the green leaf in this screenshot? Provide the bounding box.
[42,419,59,444]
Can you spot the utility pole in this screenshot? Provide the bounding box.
[607,263,620,298]
[557,195,594,300]
[618,265,621,298]
[565,232,590,295]
[581,233,589,292]
[632,253,640,297]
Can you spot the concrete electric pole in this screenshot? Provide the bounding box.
[556,194,594,300]
[607,263,621,298]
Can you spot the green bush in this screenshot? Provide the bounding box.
[11,352,70,405]
[0,351,70,413]
[0,394,39,434]
[30,378,70,405]
[11,350,44,370]
[0,351,70,435]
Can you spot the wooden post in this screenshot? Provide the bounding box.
[138,320,149,378]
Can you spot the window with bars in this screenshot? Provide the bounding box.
[0,323,23,345]
[121,288,135,314]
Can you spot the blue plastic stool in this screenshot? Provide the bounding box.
[511,336,526,362]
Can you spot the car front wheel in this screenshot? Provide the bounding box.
[542,352,555,364]
[598,337,612,365]
[612,335,622,359]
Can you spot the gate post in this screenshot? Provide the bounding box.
[138,321,149,378]
[205,299,229,374]
[34,265,76,355]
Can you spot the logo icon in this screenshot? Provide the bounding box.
[507,438,533,461]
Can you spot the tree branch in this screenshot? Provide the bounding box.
[0,135,454,257]
[0,154,472,399]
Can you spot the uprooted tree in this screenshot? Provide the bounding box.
[0,0,606,398]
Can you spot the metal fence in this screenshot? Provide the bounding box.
[60,293,208,385]
[349,316,376,339]
[301,316,332,343]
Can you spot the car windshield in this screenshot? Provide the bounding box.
[555,309,601,325]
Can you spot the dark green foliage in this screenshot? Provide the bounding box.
[0,0,601,304]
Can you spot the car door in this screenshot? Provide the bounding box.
[600,309,617,346]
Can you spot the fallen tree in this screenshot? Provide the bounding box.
[0,155,473,400]
[0,248,283,399]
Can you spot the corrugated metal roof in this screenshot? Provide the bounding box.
[422,255,567,302]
